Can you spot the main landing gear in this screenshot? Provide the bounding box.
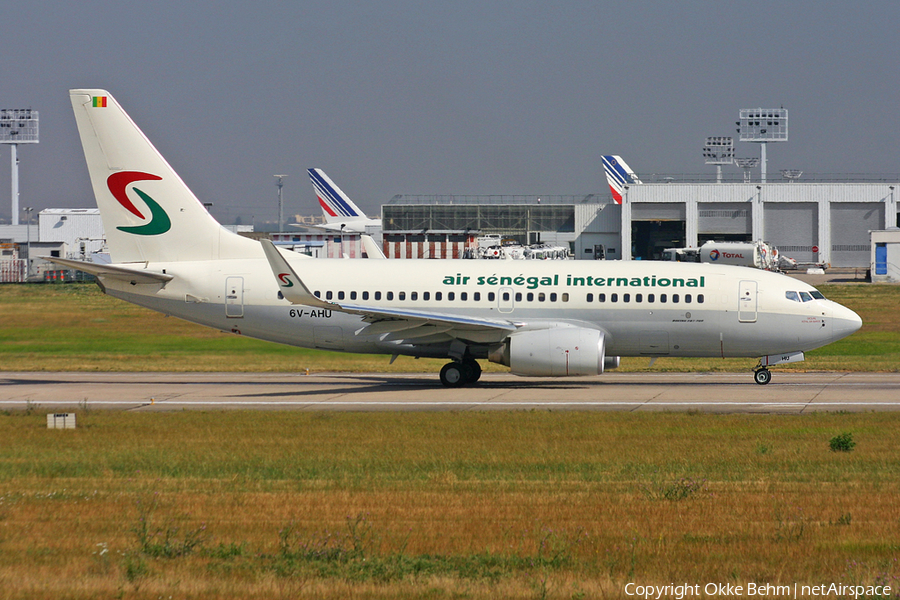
[439,359,482,387]
[753,367,772,385]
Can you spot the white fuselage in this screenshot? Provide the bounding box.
[101,257,860,361]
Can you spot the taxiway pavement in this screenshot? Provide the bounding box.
[1,371,898,414]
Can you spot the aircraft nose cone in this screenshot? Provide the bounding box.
[832,304,862,342]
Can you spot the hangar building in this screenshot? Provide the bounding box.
[382,177,899,268]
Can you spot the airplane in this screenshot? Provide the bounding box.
[602,155,642,204]
[307,168,382,233]
[51,89,862,388]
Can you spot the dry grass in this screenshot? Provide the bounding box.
[1,411,899,598]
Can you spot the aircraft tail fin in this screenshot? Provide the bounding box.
[69,89,256,263]
[602,155,642,204]
[308,168,368,222]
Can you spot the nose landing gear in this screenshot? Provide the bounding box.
[753,367,772,385]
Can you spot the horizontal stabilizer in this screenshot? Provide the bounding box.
[41,256,173,284]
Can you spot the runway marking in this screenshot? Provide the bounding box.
[4,400,900,408]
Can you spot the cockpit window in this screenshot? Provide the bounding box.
[786,290,826,302]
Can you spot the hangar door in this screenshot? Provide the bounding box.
[631,203,686,260]
[831,203,884,267]
[698,202,751,241]
[765,203,817,264]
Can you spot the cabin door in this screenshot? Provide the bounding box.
[738,280,757,323]
[225,276,244,318]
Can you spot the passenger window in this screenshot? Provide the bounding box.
[648,294,655,303]
[673,294,680,303]
[697,294,704,304]
[435,292,442,301]
[598,293,606,302]
[338,291,345,300]
[423,291,430,301]
[350,291,357,300]
[375,291,382,300]
[538,293,546,302]
[623,293,630,303]
[611,293,618,302]
[362,291,369,300]
[799,291,813,302]
[387,291,394,301]
[587,293,594,302]
[314,291,321,298]
[460,292,467,301]
[502,292,510,301]
[527,292,534,302]
[448,292,455,301]
[685,294,692,303]
[562,293,569,302]
[398,292,405,301]
[488,292,496,302]
[636,293,642,303]
[411,292,417,301]
[515,292,522,302]
[550,293,557,302]
[660,294,667,303]
[474,292,481,301]
[326,291,333,300]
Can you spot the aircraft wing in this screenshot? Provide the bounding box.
[40,256,173,284]
[261,240,516,342]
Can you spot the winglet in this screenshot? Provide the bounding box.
[361,234,386,259]
[261,240,338,309]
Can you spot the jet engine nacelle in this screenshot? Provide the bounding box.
[489,327,613,377]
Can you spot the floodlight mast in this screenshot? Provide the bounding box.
[702,136,734,183]
[735,157,760,183]
[0,109,39,225]
[737,108,787,183]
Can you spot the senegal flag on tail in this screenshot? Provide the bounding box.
[92,96,107,108]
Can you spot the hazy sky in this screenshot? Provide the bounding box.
[2,0,898,226]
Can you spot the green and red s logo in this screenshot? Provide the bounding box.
[277,273,294,287]
[107,171,171,235]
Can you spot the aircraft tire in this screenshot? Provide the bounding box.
[440,362,466,387]
[753,368,772,385]
[462,359,482,384]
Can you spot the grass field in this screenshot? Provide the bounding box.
[1,281,899,598]
[1,411,899,599]
[1,281,898,373]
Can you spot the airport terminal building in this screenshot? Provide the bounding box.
[382,176,900,268]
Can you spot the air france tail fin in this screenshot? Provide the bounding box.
[308,168,367,221]
[602,155,642,204]
[69,89,256,263]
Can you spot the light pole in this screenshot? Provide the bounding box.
[24,206,33,280]
[274,175,288,232]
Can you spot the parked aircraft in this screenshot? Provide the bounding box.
[52,90,862,387]
[308,168,382,233]
[602,155,642,204]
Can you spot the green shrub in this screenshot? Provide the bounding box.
[829,432,856,452]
